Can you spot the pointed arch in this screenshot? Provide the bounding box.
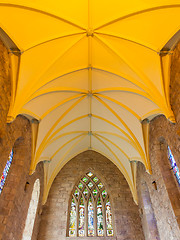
[67,171,114,237]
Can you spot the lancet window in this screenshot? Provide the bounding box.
[68,172,114,237]
[168,146,180,185]
[0,149,13,195]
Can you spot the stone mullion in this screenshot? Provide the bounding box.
[94,196,97,236]
[76,197,79,237]
[85,197,88,236]
[103,197,107,237]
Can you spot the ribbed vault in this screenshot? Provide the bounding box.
[0,0,179,203]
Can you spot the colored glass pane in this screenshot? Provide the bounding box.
[82,177,88,183]
[69,173,114,237]
[87,172,93,177]
[0,150,13,195]
[88,181,93,188]
[79,197,85,236]
[106,199,113,236]
[69,198,76,237]
[88,197,94,236]
[98,182,103,189]
[168,146,180,185]
[74,189,79,199]
[78,182,83,189]
[97,197,104,236]
[83,188,88,198]
[93,188,98,197]
[102,190,107,199]
[93,176,99,183]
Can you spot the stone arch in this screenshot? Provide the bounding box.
[67,171,114,237]
[0,132,31,239]
[38,150,144,240]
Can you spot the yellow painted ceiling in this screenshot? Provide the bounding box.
[0,0,179,203]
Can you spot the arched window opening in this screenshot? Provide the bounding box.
[167,146,180,185]
[158,141,180,228]
[22,179,40,240]
[68,172,114,237]
[0,149,13,195]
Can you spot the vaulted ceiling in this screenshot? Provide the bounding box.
[0,0,180,203]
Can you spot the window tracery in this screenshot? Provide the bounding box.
[68,172,114,237]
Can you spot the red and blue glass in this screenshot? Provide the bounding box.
[79,197,85,236]
[88,197,94,236]
[97,197,103,236]
[0,150,13,194]
[168,146,180,185]
[69,198,76,237]
[69,172,114,237]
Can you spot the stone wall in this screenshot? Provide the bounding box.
[137,116,180,240]
[136,41,180,240]
[170,40,180,124]
[137,178,160,240]
[0,39,44,240]
[37,150,144,240]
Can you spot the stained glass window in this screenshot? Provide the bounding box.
[88,181,93,188]
[93,176,98,183]
[87,172,93,177]
[78,182,83,189]
[82,177,88,183]
[97,197,104,236]
[83,188,88,198]
[106,198,113,236]
[69,172,114,237]
[93,188,98,197]
[102,189,107,199]
[69,198,76,236]
[168,146,180,185]
[0,149,13,195]
[98,182,103,189]
[88,197,94,236]
[74,189,79,199]
[79,197,85,236]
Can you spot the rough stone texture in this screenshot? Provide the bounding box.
[22,178,41,240]
[136,41,180,240]
[137,179,160,240]
[0,38,44,240]
[170,40,180,124]
[137,124,180,240]
[37,150,144,240]
[0,38,10,142]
